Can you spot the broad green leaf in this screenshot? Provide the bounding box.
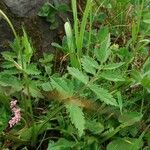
[68,67,89,84]
[47,138,75,150]
[81,56,99,74]
[118,112,142,125]
[143,58,150,76]
[51,77,73,96]
[95,33,111,63]
[88,84,118,106]
[56,4,69,12]
[141,76,150,93]
[100,71,125,82]
[143,11,150,24]
[97,26,109,43]
[41,82,53,91]
[1,68,19,75]
[143,19,150,24]
[107,138,143,150]
[0,74,23,92]
[103,62,125,70]
[24,64,41,75]
[1,51,16,61]
[1,61,15,69]
[66,104,85,137]
[23,81,43,98]
[86,120,104,134]
[39,53,53,64]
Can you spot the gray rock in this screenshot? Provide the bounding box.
[3,0,46,17]
[3,0,70,17]
[0,0,70,53]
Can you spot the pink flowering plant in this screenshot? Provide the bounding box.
[9,100,21,128]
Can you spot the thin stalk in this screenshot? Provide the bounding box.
[100,121,136,144]
[77,0,93,58]
[87,9,92,55]
[132,0,144,45]
[0,9,18,39]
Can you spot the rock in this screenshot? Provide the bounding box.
[3,0,70,17]
[0,0,70,53]
[3,0,46,17]
[0,20,14,51]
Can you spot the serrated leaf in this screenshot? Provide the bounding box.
[88,84,118,106]
[1,51,16,61]
[1,61,15,69]
[100,71,125,82]
[0,74,23,92]
[22,28,33,63]
[81,56,99,74]
[51,77,73,96]
[39,53,53,64]
[97,26,109,43]
[66,104,85,137]
[47,138,75,150]
[103,62,125,70]
[68,67,89,84]
[24,64,41,75]
[23,81,43,98]
[41,82,53,91]
[1,68,19,75]
[95,33,111,63]
[45,65,53,75]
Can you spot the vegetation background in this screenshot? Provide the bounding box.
[0,0,150,149]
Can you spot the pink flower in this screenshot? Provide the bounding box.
[10,100,17,108]
[9,100,21,128]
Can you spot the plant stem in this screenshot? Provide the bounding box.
[0,9,18,39]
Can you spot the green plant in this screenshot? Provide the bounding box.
[0,0,150,149]
[38,2,69,30]
[52,0,93,68]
